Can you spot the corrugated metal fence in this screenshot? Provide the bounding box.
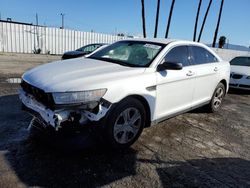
[0,21,124,55]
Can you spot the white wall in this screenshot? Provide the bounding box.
[0,21,124,54]
[211,48,250,61]
[1,21,249,59]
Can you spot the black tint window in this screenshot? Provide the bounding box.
[77,44,102,53]
[83,44,101,52]
[230,57,250,66]
[191,46,218,64]
[164,46,190,66]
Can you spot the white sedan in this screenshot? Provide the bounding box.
[229,56,250,90]
[19,39,230,149]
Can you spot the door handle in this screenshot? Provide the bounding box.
[186,71,195,76]
[214,67,218,72]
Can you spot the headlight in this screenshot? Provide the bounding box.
[52,89,107,104]
[246,76,250,79]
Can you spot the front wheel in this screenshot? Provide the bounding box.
[105,97,146,149]
[207,82,226,112]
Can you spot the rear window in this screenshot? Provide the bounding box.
[190,46,218,65]
[230,57,250,66]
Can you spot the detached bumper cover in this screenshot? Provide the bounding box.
[19,89,112,130]
[19,89,71,129]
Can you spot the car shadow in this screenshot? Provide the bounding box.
[1,94,250,187]
[3,140,137,187]
[138,157,250,187]
[188,88,250,114]
[228,88,250,95]
[188,106,208,114]
[0,94,137,187]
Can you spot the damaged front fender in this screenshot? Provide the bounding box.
[83,104,110,121]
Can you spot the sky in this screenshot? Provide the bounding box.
[1,0,250,47]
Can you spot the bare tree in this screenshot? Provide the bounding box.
[212,0,224,47]
[165,0,176,38]
[141,0,147,38]
[197,0,212,42]
[154,0,161,38]
[193,0,203,41]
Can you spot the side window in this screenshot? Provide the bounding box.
[83,45,95,52]
[164,46,190,66]
[191,46,218,65]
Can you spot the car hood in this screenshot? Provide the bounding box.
[22,58,146,92]
[231,65,250,75]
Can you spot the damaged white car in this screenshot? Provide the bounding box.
[19,39,230,148]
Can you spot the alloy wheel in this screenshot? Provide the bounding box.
[213,87,224,109]
[113,107,142,144]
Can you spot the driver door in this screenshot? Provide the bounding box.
[155,45,196,120]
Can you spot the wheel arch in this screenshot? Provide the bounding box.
[124,95,151,128]
[220,79,227,93]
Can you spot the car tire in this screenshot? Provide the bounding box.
[207,82,226,113]
[105,97,146,149]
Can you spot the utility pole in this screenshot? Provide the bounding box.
[165,0,176,38]
[212,0,224,47]
[141,0,146,38]
[36,13,39,26]
[197,0,212,42]
[154,0,161,38]
[193,0,202,41]
[60,13,65,29]
[35,13,40,50]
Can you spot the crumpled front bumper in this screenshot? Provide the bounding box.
[19,89,111,130]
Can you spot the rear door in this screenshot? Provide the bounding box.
[189,46,220,106]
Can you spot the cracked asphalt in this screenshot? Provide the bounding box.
[0,54,250,187]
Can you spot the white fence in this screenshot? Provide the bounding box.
[212,48,250,61]
[0,21,124,55]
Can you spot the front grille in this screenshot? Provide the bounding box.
[232,74,243,79]
[20,80,54,108]
[239,84,250,89]
[229,83,238,87]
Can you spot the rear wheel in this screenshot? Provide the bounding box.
[105,97,146,149]
[207,82,225,112]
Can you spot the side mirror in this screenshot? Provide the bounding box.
[157,61,183,71]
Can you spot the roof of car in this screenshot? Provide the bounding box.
[119,38,223,62]
[120,38,207,46]
[120,38,175,44]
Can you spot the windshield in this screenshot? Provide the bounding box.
[230,57,250,66]
[89,41,165,67]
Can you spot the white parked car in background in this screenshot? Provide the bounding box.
[229,56,250,90]
[19,39,230,149]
